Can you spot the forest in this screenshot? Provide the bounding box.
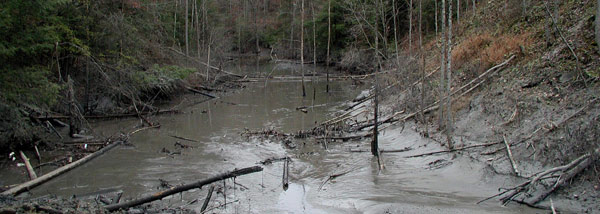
[1,0,600,213]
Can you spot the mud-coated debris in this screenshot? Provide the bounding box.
[128,208,144,214]
[427,159,451,170]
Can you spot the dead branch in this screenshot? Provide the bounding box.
[104,166,262,211]
[503,135,520,176]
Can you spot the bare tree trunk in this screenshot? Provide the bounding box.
[472,0,475,15]
[435,0,438,36]
[438,0,446,130]
[393,0,400,67]
[372,0,380,157]
[301,0,306,97]
[446,0,454,149]
[419,0,428,136]
[185,0,189,56]
[195,0,200,58]
[597,0,600,53]
[312,0,317,79]
[409,0,412,55]
[174,0,178,42]
[290,0,296,58]
[457,0,460,25]
[326,0,331,93]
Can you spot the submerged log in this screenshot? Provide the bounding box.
[104,166,262,211]
[2,141,122,196]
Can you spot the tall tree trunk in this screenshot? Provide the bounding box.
[419,0,427,136]
[457,0,460,25]
[185,0,189,56]
[393,0,400,67]
[438,0,446,130]
[597,0,600,53]
[174,0,178,42]
[312,0,317,79]
[290,1,296,58]
[301,0,306,97]
[435,0,438,36]
[326,0,331,93]
[446,0,454,149]
[472,0,475,15]
[195,0,200,58]
[409,0,412,55]
[372,0,380,157]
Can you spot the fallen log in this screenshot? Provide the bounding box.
[104,166,262,211]
[405,141,503,158]
[2,141,122,196]
[19,151,37,180]
[32,109,180,120]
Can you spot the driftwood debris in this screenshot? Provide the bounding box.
[2,141,123,196]
[104,166,262,211]
[19,151,37,180]
[350,147,413,153]
[503,135,520,176]
[200,185,215,212]
[186,87,217,99]
[405,141,502,158]
[169,135,199,143]
[258,157,289,165]
[282,158,290,191]
[318,170,353,191]
[479,148,599,207]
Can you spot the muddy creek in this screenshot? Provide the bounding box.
[28,63,538,213]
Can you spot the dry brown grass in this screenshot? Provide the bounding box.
[452,32,532,72]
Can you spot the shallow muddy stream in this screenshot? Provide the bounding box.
[25,63,540,213]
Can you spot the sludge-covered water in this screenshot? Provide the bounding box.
[27,63,540,213]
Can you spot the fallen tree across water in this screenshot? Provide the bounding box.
[2,141,123,196]
[104,166,263,212]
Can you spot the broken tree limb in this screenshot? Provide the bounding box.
[104,166,262,211]
[19,151,37,180]
[318,170,353,191]
[405,141,503,158]
[169,135,199,143]
[186,87,218,99]
[503,135,520,176]
[200,184,215,212]
[2,141,123,196]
